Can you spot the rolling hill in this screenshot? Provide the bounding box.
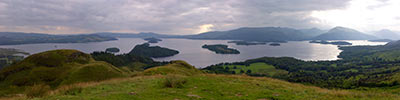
[21,60,400,100]
[0,49,399,99]
[0,50,127,97]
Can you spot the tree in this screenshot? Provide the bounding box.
[231,71,236,74]
[240,70,245,74]
[225,67,230,70]
[246,70,252,74]
[233,66,237,69]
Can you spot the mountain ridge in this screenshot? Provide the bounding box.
[186,27,313,42]
[374,29,400,40]
[0,26,389,44]
[313,26,377,40]
[0,32,117,45]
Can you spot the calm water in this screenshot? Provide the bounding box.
[0,38,387,68]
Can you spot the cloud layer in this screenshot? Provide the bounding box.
[312,0,400,33]
[0,0,351,34]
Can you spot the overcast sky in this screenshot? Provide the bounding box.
[0,0,399,35]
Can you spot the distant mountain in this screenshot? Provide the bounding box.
[313,27,377,40]
[373,29,400,40]
[186,27,313,42]
[0,32,117,45]
[368,39,394,42]
[95,32,182,38]
[299,28,327,37]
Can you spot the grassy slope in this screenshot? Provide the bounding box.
[139,60,203,76]
[2,50,400,99]
[22,61,399,100]
[0,50,127,96]
[34,74,400,100]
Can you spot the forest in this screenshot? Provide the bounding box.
[129,43,179,58]
[203,41,400,88]
[202,44,240,54]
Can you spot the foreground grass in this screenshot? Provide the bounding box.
[27,74,400,100]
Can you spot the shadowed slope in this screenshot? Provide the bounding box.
[0,50,126,96]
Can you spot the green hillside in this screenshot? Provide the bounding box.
[22,61,400,100]
[0,50,127,97]
[139,60,203,76]
[1,47,400,99]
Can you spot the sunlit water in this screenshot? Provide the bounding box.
[0,38,387,68]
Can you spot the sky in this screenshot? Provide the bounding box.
[0,0,399,35]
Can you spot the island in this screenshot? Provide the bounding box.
[129,43,179,58]
[368,39,393,42]
[269,43,281,46]
[144,37,162,43]
[105,47,120,53]
[227,41,266,46]
[0,48,29,69]
[310,40,352,45]
[202,44,240,54]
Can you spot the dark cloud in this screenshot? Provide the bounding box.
[0,0,351,34]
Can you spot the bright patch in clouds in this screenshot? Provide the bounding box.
[311,0,400,32]
[2,0,396,34]
[198,24,214,33]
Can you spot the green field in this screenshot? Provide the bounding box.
[223,63,288,76]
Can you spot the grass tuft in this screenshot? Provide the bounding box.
[25,84,51,98]
[63,86,83,95]
[163,75,187,88]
